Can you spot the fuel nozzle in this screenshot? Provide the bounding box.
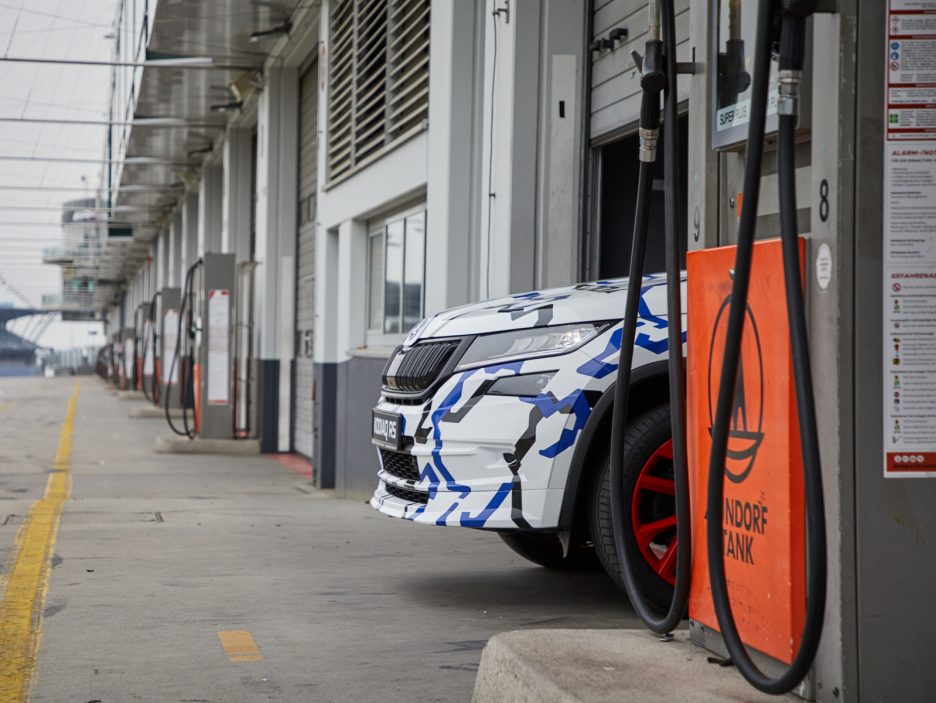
[718,0,752,112]
[777,0,815,116]
[635,37,665,163]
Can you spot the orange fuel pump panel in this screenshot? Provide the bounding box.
[686,238,805,665]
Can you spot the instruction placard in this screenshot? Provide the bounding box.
[163,309,179,384]
[884,0,936,478]
[142,320,154,376]
[123,338,134,383]
[207,289,230,406]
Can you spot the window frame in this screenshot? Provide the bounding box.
[326,0,431,188]
[365,203,428,349]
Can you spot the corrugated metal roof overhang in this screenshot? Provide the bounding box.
[111,0,304,288]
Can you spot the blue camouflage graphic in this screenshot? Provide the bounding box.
[371,274,686,530]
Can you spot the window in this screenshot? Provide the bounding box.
[368,207,426,341]
[327,0,431,185]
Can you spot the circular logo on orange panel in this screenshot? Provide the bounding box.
[707,294,765,484]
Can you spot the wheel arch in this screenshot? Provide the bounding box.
[557,359,671,531]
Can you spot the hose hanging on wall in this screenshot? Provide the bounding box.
[133,304,143,392]
[165,259,202,439]
[705,0,827,694]
[610,0,691,634]
[142,291,161,405]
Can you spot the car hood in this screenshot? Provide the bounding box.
[404,272,685,343]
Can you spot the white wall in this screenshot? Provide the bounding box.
[221,129,254,264]
[254,65,299,451]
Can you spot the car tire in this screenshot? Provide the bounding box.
[590,403,676,611]
[498,531,598,571]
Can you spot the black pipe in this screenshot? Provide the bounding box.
[705,0,826,694]
[133,305,143,392]
[165,259,202,438]
[610,0,691,634]
[142,291,161,405]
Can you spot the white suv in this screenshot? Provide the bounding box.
[371,274,684,607]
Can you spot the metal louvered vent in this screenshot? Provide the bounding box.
[380,449,420,482]
[385,482,429,504]
[327,0,430,185]
[382,339,460,394]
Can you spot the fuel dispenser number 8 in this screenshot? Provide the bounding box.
[611,0,829,696]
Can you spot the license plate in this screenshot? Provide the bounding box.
[371,409,402,450]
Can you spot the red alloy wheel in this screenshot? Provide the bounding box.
[630,439,678,586]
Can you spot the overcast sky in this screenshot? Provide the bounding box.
[0,0,118,350]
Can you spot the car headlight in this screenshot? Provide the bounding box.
[455,322,610,371]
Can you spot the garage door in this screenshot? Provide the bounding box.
[590,0,690,143]
[292,58,318,458]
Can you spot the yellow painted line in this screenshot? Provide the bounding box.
[218,630,264,663]
[0,380,79,701]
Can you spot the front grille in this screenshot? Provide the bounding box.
[380,449,420,482]
[382,339,461,394]
[385,482,429,504]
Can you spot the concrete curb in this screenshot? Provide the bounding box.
[154,436,261,455]
[128,405,184,419]
[116,390,146,401]
[472,630,786,703]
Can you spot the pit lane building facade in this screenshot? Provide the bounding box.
[96,0,688,496]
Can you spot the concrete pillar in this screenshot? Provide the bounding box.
[476,0,586,296]
[156,229,167,290]
[145,248,155,300]
[168,212,182,287]
[478,0,537,299]
[424,0,482,314]
[254,65,298,452]
[198,164,223,256]
[181,191,199,274]
[336,220,367,353]
[222,129,254,264]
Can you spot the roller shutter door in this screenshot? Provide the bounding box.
[293,60,318,458]
[590,0,690,143]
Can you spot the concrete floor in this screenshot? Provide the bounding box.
[0,376,640,703]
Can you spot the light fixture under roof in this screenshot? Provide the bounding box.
[249,22,292,43]
[186,145,214,158]
[211,101,243,113]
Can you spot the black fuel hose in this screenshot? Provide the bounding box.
[142,292,161,405]
[706,1,826,694]
[165,259,202,439]
[133,305,143,392]
[610,0,691,634]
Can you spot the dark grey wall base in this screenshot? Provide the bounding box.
[256,359,279,454]
[314,357,386,500]
[313,362,337,489]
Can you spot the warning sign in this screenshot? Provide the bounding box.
[687,239,806,665]
[163,309,179,384]
[884,0,936,478]
[142,320,154,376]
[206,289,230,406]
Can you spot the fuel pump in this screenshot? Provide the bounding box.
[163,253,236,440]
[611,0,829,696]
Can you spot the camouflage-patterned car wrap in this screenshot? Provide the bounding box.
[370,274,685,529]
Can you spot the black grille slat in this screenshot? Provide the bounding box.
[380,449,421,482]
[385,483,429,504]
[383,339,461,395]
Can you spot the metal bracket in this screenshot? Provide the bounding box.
[676,61,697,75]
[590,38,614,53]
[492,0,509,24]
[609,27,629,44]
[631,50,644,72]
